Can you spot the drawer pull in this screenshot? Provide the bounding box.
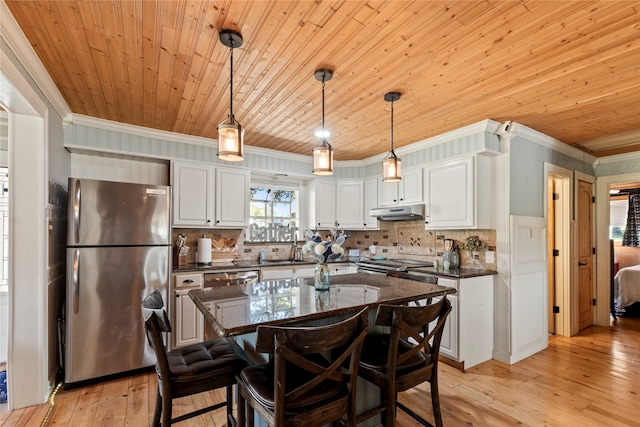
[183,279,194,284]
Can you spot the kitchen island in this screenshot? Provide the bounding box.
[189,272,456,427]
[189,272,455,338]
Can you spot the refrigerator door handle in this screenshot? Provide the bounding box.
[72,249,80,314]
[73,179,81,244]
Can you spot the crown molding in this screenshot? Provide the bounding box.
[0,0,72,120]
[510,121,597,164]
[360,119,502,166]
[71,113,315,164]
[594,149,640,166]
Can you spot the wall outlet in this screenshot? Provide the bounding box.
[486,251,495,264]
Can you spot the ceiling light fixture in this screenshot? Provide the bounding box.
[312,68,334,176]
[382,91,402,182]
[218,29,244,162]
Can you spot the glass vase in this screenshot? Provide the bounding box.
[463,250,484,270]
[314,262,331,290]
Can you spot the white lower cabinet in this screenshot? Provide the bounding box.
[260,265,316,281]
[331,263,357,275]
[260,263,355,281]
[172,272,204,349]
[437,275,493,370]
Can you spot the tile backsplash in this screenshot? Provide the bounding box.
[173,221,497,270]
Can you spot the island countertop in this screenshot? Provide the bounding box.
[189,272,456,337]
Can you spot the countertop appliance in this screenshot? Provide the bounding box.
[356,258,433,274]
[369,203,425,221]
[65,178,171,385]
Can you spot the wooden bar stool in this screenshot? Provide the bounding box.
[142,290,253,426]
[236,307,369,427]
[356,298,452,427]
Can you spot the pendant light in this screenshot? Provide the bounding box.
[218,29,244,162]
[382,92,402,182]
[312,68,334,175]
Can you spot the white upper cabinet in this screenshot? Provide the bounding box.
[336,181,364,229]
[424,155,493,229]
[363,177,379,229]
[308,179,336,229]
[215,167,250,228]
[172,161,214,227]
[379,167,423,207]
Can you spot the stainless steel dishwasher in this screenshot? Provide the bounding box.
[204,269,260,288]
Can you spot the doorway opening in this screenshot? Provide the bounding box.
[545,164,572,336]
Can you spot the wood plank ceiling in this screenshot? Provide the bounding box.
[5,0,640,160]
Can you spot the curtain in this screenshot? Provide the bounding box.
[622,193,640,247]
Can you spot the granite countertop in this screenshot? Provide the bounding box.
[409,267,498,279]
[189,272,456,337]
[172,257,357,273]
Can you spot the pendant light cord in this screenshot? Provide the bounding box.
[321,77,326,141]
[229,38,234,121]
[389,98,394,153]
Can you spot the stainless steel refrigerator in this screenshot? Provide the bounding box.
[65,178,171,385]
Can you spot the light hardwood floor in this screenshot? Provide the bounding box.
[2,317,639,427]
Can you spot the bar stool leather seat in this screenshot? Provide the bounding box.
[142,289,252,427]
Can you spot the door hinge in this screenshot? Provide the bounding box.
[552,249,560,256]
[592,196,596,203]
[592,247,596,255]
[552,193,560,200]
[593,298,597,306]
[553,306,560,313]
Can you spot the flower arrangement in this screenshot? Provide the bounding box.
[461,235,484,252]
[302,228,349,264]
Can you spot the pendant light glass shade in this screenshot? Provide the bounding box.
[382,152,402,182]
[313,69,334,176]
[382,92,402,182]
[218,29,244,162]
[313,141,334,175]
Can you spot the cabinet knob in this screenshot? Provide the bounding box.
[207,219,211,223]
[216,220,220,224]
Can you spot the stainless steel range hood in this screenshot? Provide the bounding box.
[370,203,425,221]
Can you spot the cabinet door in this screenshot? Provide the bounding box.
[425,157,474,228]
[400,167,423,204]
[215,167,250,228]
[363,177,379,229]
[309,180,336,229]
[174,289,204,348]
[336,181,364,229]
[379,168,422,206]
[172,162,214,227]
[438,294,459,360]
[379,180,399,207]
